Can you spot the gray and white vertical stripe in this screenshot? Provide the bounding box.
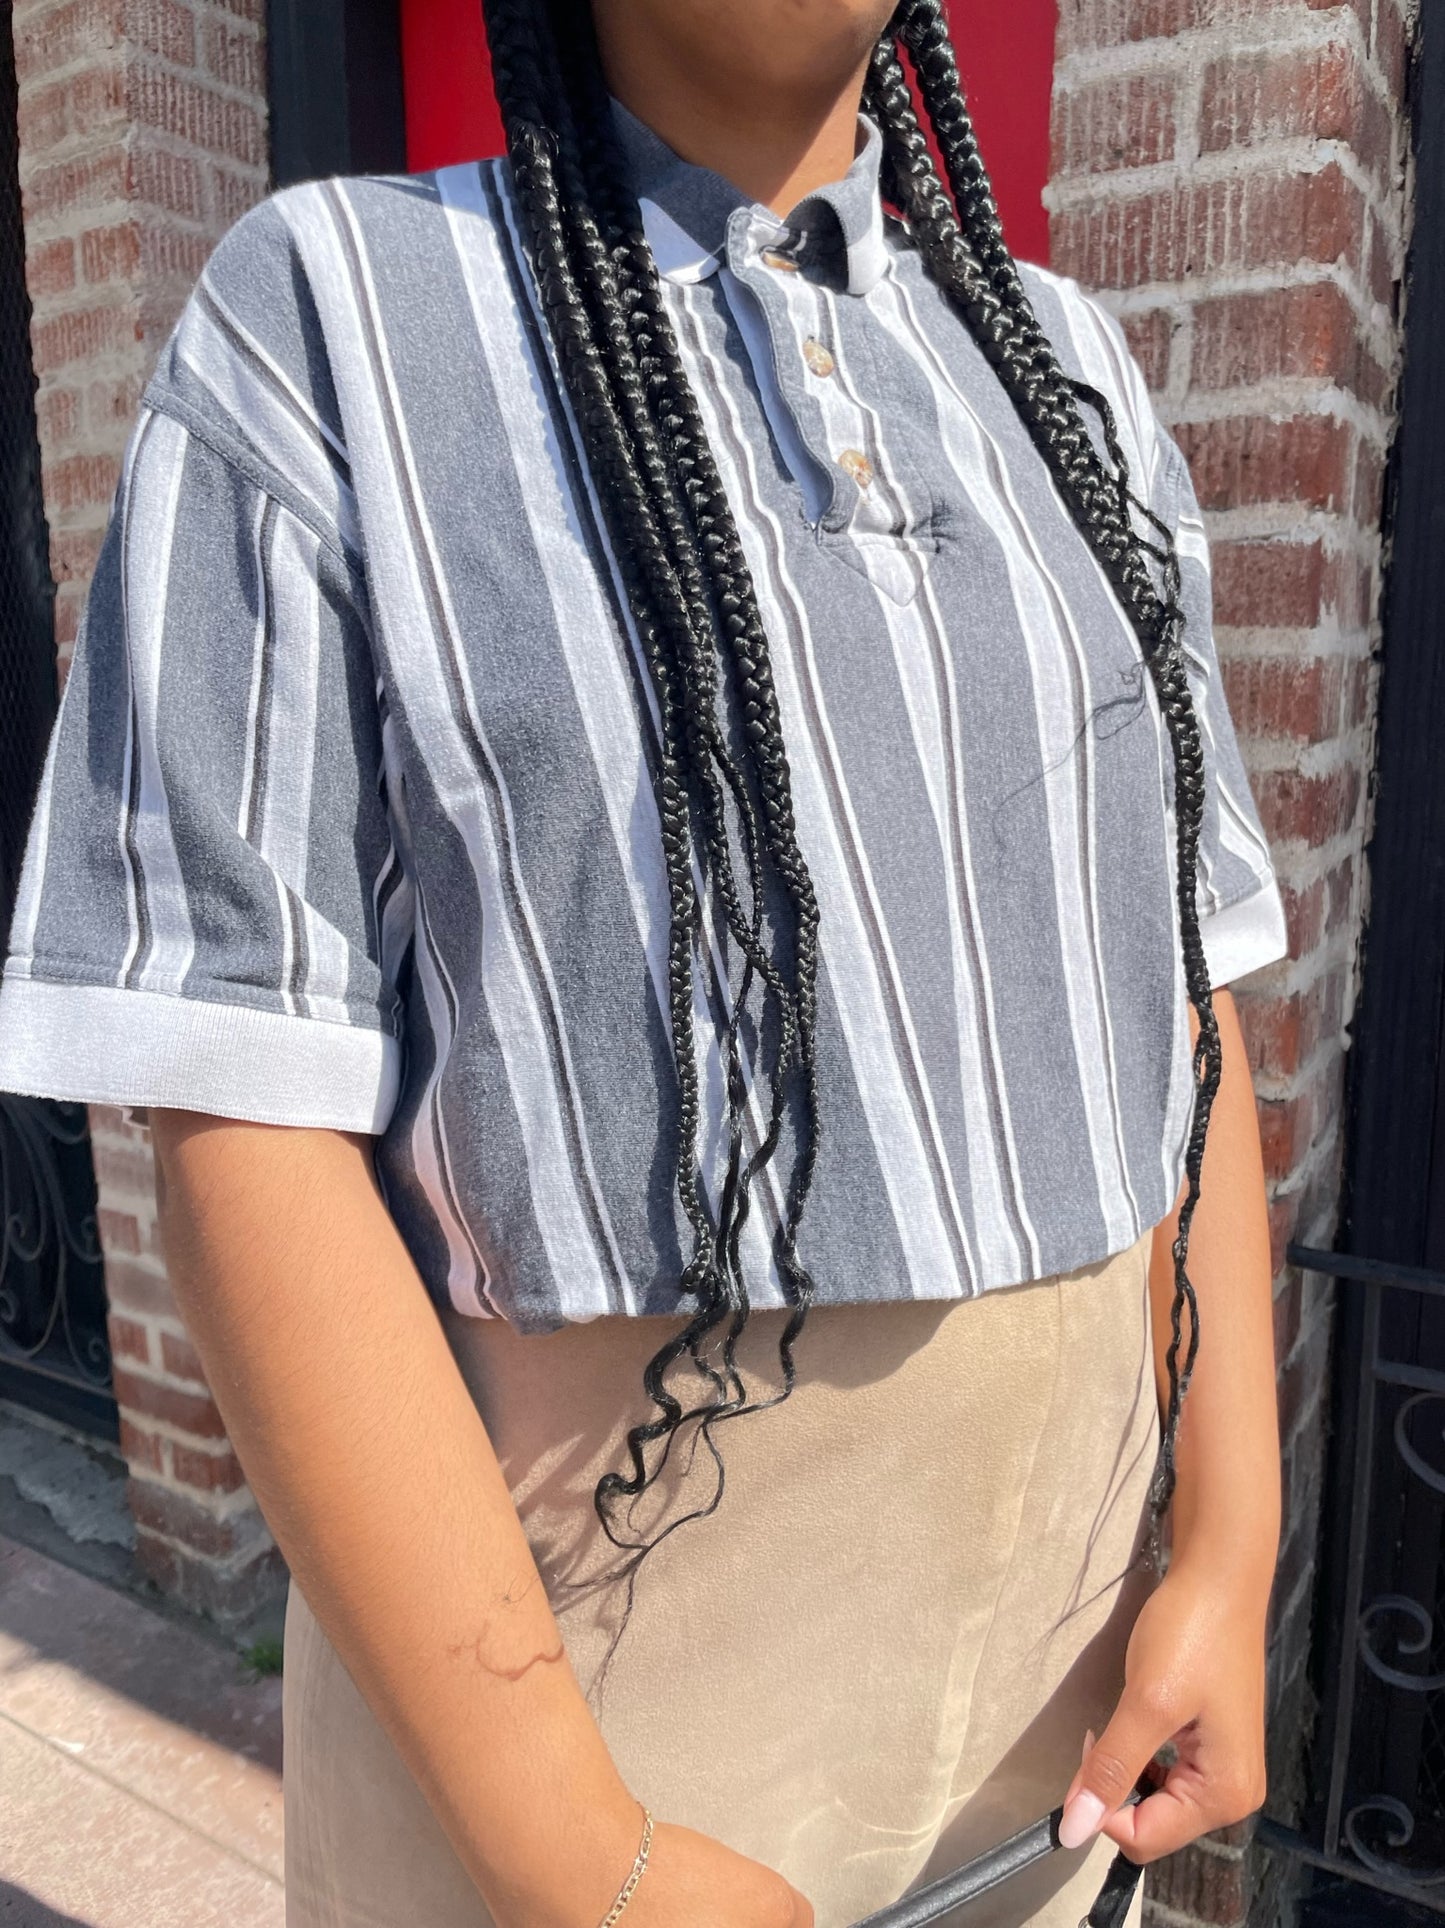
[0,113,1286,1333]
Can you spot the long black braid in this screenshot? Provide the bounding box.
[481,0,1219,1560]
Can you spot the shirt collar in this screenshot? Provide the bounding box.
[610,99,890,298]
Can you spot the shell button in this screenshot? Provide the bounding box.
[837,448,875,491]
[802,337,836,378]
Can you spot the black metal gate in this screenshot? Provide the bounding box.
[0,0,116,1444]
[1258,4,1445,1916]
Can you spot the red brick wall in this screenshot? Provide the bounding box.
[1049,0,1415,1922]
[12,0,280,1624]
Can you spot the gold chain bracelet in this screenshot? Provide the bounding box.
[597,1806,654,1928]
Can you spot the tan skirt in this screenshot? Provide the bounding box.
[283,1235,1159,1928]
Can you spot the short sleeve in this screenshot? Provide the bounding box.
[0,199,408,1132]
[1031,269,1288,990]
[1158,428,1289,988]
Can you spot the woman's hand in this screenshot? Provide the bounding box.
[624,1823,814,1928]
[1058,1557,1269,1860]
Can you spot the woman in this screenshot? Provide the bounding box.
[0,1,1285,1923]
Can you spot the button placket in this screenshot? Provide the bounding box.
[724,206,851,530]
[799,284,941,607]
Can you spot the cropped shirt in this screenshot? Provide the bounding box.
[0,107,1287,1331]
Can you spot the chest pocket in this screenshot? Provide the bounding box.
[812,438,944,609]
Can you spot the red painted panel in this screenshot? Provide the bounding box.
[952,0,1056,263]
[400,0,504,172]
[400,1,1055,263]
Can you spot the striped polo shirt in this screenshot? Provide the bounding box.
[0,106,1286,1332]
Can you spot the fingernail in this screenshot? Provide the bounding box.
[1059,1791,1108,1851]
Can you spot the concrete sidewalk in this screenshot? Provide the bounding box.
[0,1534,284,1927]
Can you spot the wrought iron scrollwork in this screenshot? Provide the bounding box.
[1396,1391,1445,1498]
[1260,1248,1445,1915]
[1358,1594,1445,1695]
[0,1092,114,1434]
[1344,1798,1445,1888]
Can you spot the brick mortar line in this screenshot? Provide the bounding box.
[22,199,255,255]
[1252,783,1372,856]
[1214,634,1376,666]
[31,277,215,329]
[1267,1182,1342,1239]
[1289,1386,1335,1452]
[15,58,266,137]
[1294,1284,1338,1341]
[1240,947,1363,1019]
[1176,62,1206,170]
[1250,883,1365,960]
[125,1364,211,1399]
[116,1401,229,1447]
[95,1187,164,1218]
[110,1384,234,1447]
[18,108,270,180]
[20,127,267,205]
[1248,941,1364,1019]
[1268,1572,1322,1657]
[133,1518,276,1573]
[1200,502,1384,548]
[1054,5,1406,122]
[1288,1372,1327,1434]
[14,0,266,57]
[1143,1893,1246,1928]
[1163,383,1396,449]
[1259,811,1377,877]
[1253,1024,1361,1106]
[1285,1386,1334,1458]
[1261,926,1366,996]
[123,52,272,124]
[1168,1831,1248,1865]
[17,108,270,171]
[131,1469,261,1522]
[115,120,266,180]
[1276,1155,1345,1217]
[1244,718,1376,775]
[1053,3,1379,86]
[1046,138,1406,224]
[1109,317,1400,395]
[115,1319,195,1358]
[1251,880,1369,957]
[127,1418,235,1459]
[1101,262,1404,356]
[17,47,266,120]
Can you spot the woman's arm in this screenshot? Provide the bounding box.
[1060,986,1280,1858]
[149,1112,812,1928]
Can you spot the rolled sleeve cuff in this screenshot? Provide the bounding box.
[0,973,400,1134]
[1200,877,1289,989]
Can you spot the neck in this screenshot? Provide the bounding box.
[590,14,871,214]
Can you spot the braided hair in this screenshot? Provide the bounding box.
[482,0,1219,1564]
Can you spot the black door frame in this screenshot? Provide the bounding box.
[266,0,408,187]
[0,0,117,1445]
[1340,6,1445,1276]
[1261,2,1445,1911]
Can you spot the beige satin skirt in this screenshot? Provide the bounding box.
[283,1235,1158,1928]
